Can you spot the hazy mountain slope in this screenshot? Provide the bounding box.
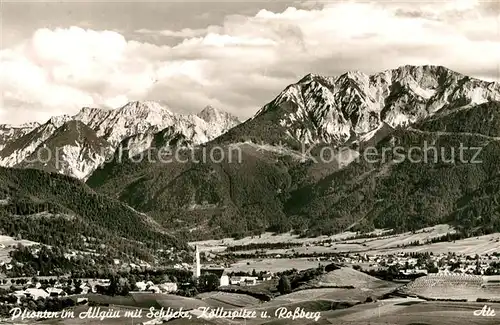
[0,167,185,257]
[116,126,195,159]
[16,121,112,180]
[0,122,39,151]
[0,116,71,167]
[197,105,241,131]
[216,65,500,147]
[286,101,500,236]
[451,173,500,234]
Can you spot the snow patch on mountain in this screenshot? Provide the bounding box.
[359,124,384,143]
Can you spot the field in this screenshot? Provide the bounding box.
[28,299,500,325]
[400,274,500,301]
[269,269,400,305]
[69,292,209,310]
[191,225,500,257]
[297,266,398,290]
[190,230,370,252]
[0,234,38,263]
[196,291,262,308]
[219,268,404,325]
[12,223,499,325]
[310,299,500,325]
[227,258,322,273]
[21,275,499,325]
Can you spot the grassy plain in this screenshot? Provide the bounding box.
[192,225,500,257]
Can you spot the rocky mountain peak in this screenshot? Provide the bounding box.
[18,121,41,129]
[251,65,500,145]
[197,105,240,125]
[0,100,243,179]
[18,120,112,181]
[47,114,73,129]
[198,105,219,118]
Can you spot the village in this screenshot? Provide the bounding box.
[1,245,499,305]
[0,239,498,325]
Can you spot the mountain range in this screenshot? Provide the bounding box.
[217,65,500,147]
[2,64,500,244]
[0,102,241,179]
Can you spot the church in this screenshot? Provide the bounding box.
[194,245,230,287]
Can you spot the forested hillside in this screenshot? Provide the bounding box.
[0,167,186,262]
[286,101,500,236]
[88,144,295,240]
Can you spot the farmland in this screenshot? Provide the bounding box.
[191,225,500,257]
[400,274,500,301]
[196,291,262,308]
[312,299,500,325]
[226,258,322,273]
[7,266,498,325]
[0,235,38,263]
[68,292,209,310]
[4,226,499,325]
[295,266,398,290]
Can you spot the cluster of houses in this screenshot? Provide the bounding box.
[12,287,66,303]
[371,252,498,275]
[133,281,178,293]
[320,252,500,275]
[3,277,183,304]
[196,267,274,287]
[2,271,271,305]
[4,278,108,304]
[194,245,274,287]
[8,281,70,304]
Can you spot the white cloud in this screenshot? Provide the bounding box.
[136,28,209,38]
[1,0,499,125]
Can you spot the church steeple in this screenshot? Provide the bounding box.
[195,245,201,278]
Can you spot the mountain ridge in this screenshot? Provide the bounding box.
[216,65,500,147]
[16,120,112,180]
[0,102,240,179]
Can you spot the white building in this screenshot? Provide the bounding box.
[195,245,201,278]
[261,273,273,281]
[148,285,161,293]
[135,281,147,291]
[46,287,67,297]
[194,245,229,287]
[159,282,178,293]
[230,276,258,286]
[135,280,155,291]
[220,275,229,287]
[24,288,50,300]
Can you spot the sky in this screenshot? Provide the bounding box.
[0,0,499,125]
